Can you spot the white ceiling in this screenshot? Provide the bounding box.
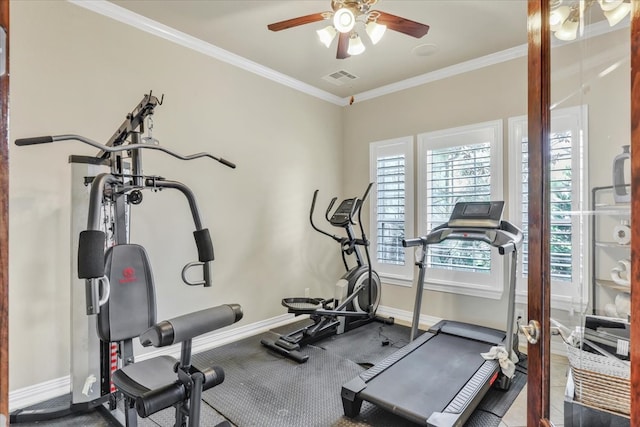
[107,1,529,100]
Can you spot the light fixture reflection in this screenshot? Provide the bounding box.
[333,8,355,33]
[366,21,387,45]
[598,0,624,11]
[555,19,579,40]
[603,2,631,26]
[316,26,337,48]
[347,33,366,55]
[549,6,570,31]
[550,0,630,41]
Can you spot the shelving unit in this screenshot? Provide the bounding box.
[590,184,630,316]
[567,187,631,427]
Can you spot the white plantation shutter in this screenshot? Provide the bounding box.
[519,132,574,281]
[425,143,492,273]
[508,106,588,309]
[370,137,414,282]
[417,120,504,299]
[376,154,406,265]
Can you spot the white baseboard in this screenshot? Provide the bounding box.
[376,305,442,329]
[8,376,71,413]
[9,313,298,412]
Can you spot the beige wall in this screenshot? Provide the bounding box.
[9,1,343,390]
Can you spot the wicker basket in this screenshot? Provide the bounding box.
[566,344,630,415]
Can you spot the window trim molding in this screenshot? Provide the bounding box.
[416,119,505,300]
[369,136,415,283]
[508,105,590,311]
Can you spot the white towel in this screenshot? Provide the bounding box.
[481,346,519,378]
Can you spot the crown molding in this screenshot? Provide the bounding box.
[71,1,628,107]
[68,0,345,106]
[353,18,627,103]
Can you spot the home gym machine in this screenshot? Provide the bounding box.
[10,92,241,427]
[341,201,523,427]
[261,183,393,363]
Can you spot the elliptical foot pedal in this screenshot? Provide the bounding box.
[282,297,324,312]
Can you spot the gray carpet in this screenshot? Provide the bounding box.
[12,321,526,426]
[194,321,526,427]
[195,333,364,427]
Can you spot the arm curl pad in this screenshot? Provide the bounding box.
[139,303,243,347]
[78,230,106,279]
[193,228,214,262]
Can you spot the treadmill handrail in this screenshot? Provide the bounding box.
[403,220,522,255]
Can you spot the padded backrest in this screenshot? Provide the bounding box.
[97,244,157,342]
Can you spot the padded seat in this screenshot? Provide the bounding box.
[112,355,178,399]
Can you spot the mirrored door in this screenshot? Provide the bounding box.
[526,1,635,425]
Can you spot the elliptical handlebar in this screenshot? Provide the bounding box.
[15,134,236,169]
[325,197,338,223]
[310,190,342,243]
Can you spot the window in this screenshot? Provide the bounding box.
[417,120,504,298]
[508,106,588,309]
[369,137,414,283]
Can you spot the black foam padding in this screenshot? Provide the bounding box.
[98,244,156,342]
[77,230,106,279]
[166,304,242,345]
[136,382,186,418]
[139,320,174,348]
[194,228,214,262]
[201,365,225,391]
[15,136,54,146]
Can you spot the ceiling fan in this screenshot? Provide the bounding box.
[267,0,430,59]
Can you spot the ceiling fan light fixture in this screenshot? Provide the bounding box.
[603,2,631,26]
[333,8,356,33]
[598,0,624,11]
[347,33,366,55]
[366,21,387,45]
[317,25,337,47]
[549,6,570,31]
[554,19,579,40]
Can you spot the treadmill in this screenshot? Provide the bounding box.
[341,201,523,427]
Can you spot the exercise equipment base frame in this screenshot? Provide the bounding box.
[341,319,509,427]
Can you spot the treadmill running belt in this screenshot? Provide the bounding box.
[358,333,496,424]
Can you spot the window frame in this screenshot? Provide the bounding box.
[369,136,415,285]
[508,105,589,310]
[416,120,505,299]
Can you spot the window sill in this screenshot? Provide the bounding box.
[379,273,504,299]
[378,273,413,287]
[425,280,503,300]
[515,291,588,313]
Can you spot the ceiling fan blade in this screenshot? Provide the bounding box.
[375,11,430,38]
[336,32,350,59]
[267,13,326,31]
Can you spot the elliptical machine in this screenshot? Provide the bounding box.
[261,183,393,363]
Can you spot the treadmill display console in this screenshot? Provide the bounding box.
[448,201,504,228]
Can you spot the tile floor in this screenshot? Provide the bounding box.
[500,352,570,427]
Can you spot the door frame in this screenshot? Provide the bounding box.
[0,0,9,422]
[630,1,640,425]
[527,1,640,425]
[526,0,552,425]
